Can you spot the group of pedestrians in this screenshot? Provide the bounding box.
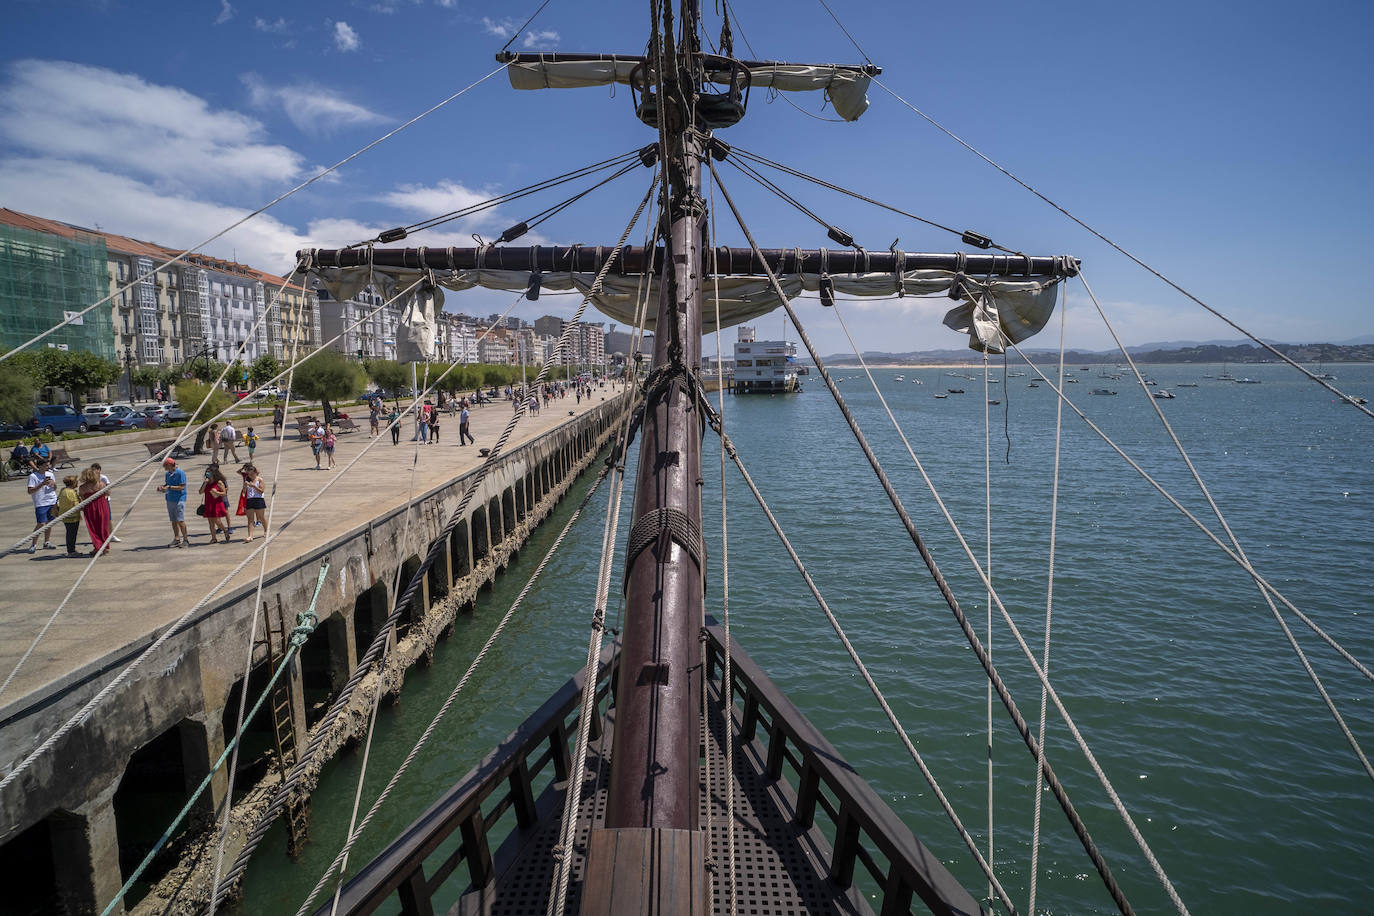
[159,456,269,547]
[27,458,117,556]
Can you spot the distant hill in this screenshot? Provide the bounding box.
[809,341,1374,366]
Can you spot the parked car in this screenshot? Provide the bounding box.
[251,385,283,400]
[142,403,181,420]
[26,405,88,435]
[97,405,156,432]
[161,407,191,423]
[83,404,119,420]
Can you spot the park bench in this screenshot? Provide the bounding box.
[48,447,76,469]
[335,417,361,433]
[144,439,192,461]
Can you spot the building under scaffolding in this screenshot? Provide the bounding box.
[0,221,115,361]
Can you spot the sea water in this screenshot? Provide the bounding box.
[238,364,1374,915]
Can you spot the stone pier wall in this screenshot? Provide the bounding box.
[0,396,626,915]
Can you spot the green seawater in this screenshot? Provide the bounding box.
[237,364,1374,914]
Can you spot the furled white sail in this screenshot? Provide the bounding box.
[505,57,872,121]
[306,264,1063,353]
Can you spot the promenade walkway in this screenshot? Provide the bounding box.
[0,388,625,714]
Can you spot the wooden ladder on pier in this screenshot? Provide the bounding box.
[262,594,311,857]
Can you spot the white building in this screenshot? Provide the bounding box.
[732,325,799,394]
[315,284,400,361]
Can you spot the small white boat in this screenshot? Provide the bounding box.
[1152,389,1176,399]
[1091,388,1117,396]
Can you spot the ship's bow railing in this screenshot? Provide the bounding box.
[318,627,983,915]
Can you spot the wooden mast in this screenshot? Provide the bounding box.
[581,2,709,912]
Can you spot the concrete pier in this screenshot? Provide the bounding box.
[0,388,629,914]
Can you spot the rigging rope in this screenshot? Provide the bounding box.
[708,171,740,916]
[983,345,995,907]
[708,159,1143,916]
[872,77,1374,420]
[1028,282,1069,916]
[1076,270,1374,784]
[0,65,508,364]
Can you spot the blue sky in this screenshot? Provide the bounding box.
[4,0,1371,357]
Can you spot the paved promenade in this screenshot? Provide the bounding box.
[0,388,625,711]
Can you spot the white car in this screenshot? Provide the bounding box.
[251,386,283,400]
[83,404,120,419]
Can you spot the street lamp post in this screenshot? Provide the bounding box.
[124,346,135,405]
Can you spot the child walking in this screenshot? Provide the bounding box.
[57,475,82,556]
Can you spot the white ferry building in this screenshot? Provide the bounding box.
[732,326,800,394]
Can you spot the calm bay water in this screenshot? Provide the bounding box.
[239,363,1374,914]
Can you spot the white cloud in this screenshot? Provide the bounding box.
[242,73,386,134]
[253,16,290,33]
[0,60,303,187]
[376,180,489,217]
[481,17,518,39]
[333,21,360,52]
[522,29,560,48]
[0,158,308,273]
[214,0,235,25]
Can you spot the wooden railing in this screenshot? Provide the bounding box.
[319,625,982,916]
[703,624,983,916]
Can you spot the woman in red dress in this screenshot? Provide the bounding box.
[200,464,231,543]
[77,466,112,555]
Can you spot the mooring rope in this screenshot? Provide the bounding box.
[98,564,329,916]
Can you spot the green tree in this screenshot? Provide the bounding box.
[174,381,235,454]
[130,365,166,399]
[293,349,364,423]
[249,354,283,387]
[0,363,38,424]
[364,359,411,402]
[35,349,121,409]
[188,359,228,384]
[482,365,510,387]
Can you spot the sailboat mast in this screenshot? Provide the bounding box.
[604,0,706,834]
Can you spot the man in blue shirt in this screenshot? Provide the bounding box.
[157,456,189,547]
[29,438,50,470]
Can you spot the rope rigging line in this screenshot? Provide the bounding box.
[321,361,435,916]
[730,146,1011,251]
[872,78,1374,420]
[300,460,626,916]
[708,159,1143,916]
[397,150,641,237]
[707,171,740,916]
[0,258,314,701]
[709,424,1018,915]
[826,294,1184,916]
[1003,341,1374,688]
[983,347,996,907]
[513,160,646,236]
[718,0,847,124]
[499,0,558,53]
[1028,281,1069,916]
[1076,270,1374,784]
[723,156,839,239]
[96,564,330,916]
[0,64,508,364]
[212,177,659,904]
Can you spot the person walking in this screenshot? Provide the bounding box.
[90,462,122,542]
[238,464,268,541]
[199,465,231,542]
[79,466,112,555]
[157,457,190,548]
[309,422,325,469]
[207,423,221,464]
[57,474,82,556]
[388,406,401,445]
[272,404,284,438]
[369,396,381,437]
[459,404,474,446]
[26,457,58,554]
[220,420,241,463]
[244,427,258,461]
[323,424,337,469]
